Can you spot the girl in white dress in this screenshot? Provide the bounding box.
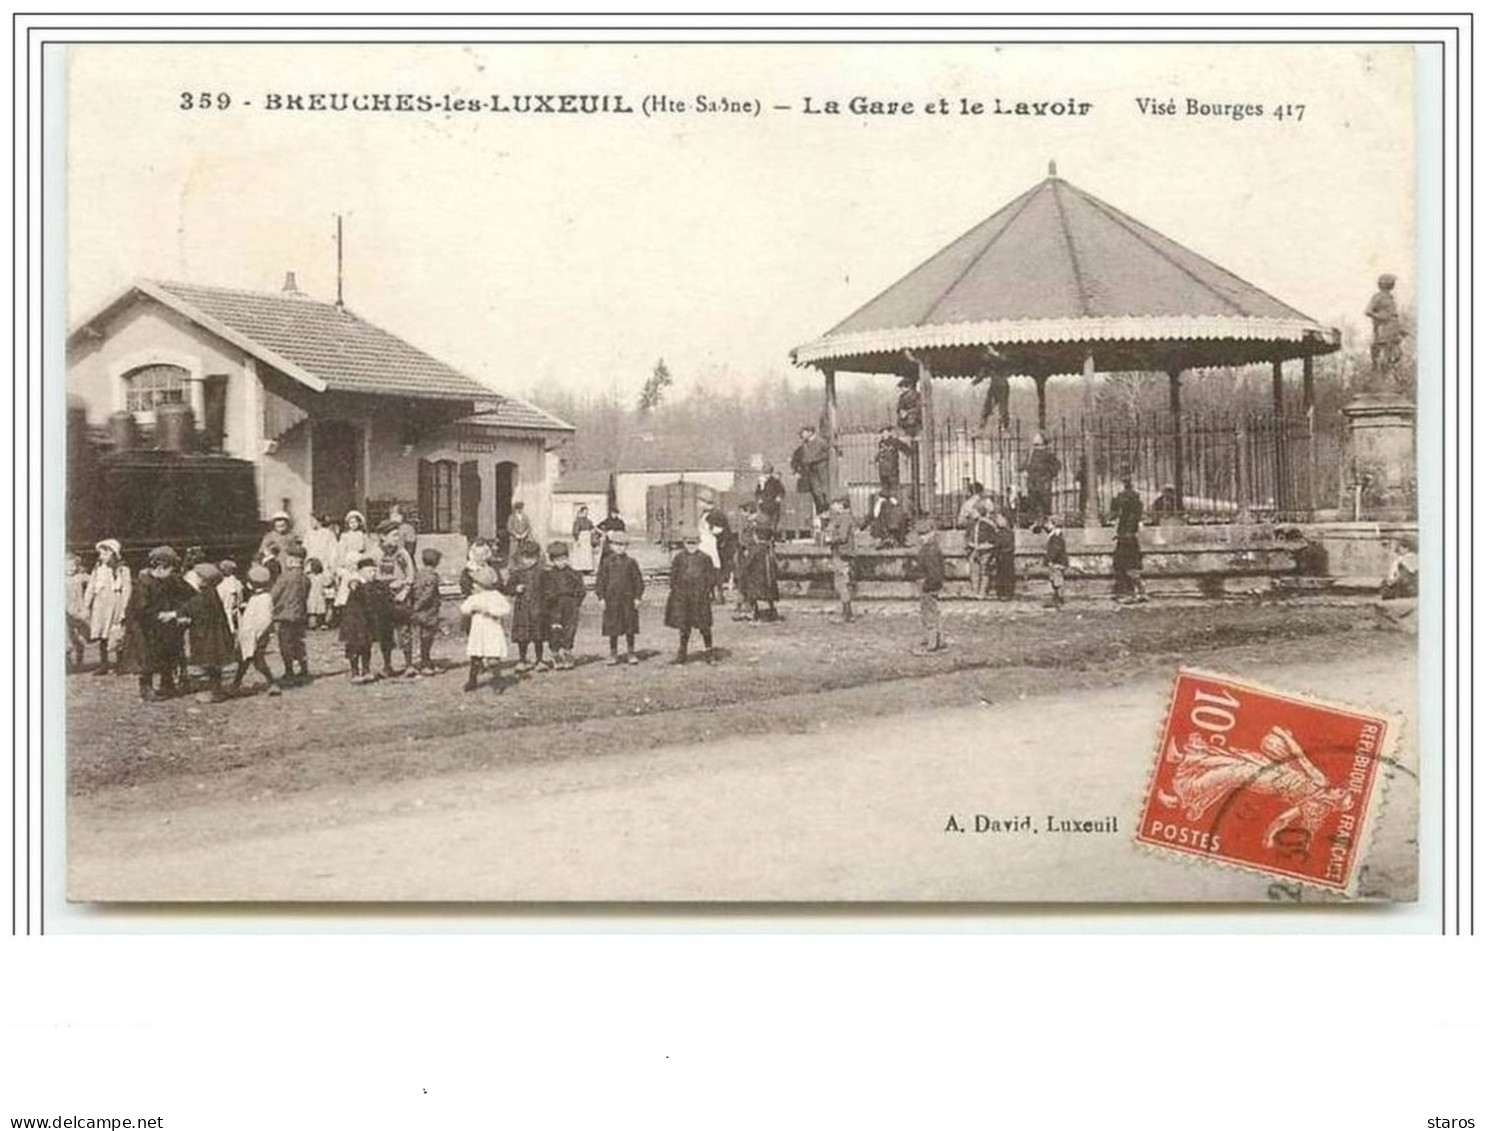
[459,566,512,692]
[84,539,131,673]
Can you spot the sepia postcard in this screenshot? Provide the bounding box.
[58,40,1426,904]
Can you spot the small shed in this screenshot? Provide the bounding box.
[551,469,613,539]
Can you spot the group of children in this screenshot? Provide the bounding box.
[962,500,1024,602]
[64,508,449,700]
[66,500,738,702]
[456,524,718,685]
[66,539,317,701]
[901,515,1073,654]
[65,481,1154,699]
[455,535,589,691]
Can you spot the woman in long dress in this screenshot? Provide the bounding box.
[302,513,339,627]
[570,504,596,573]
[335,509,371,610]
[697,504,721,570]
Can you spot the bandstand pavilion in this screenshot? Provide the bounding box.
[791,163,1341,525]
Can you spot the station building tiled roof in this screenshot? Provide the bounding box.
[71,278,571,431]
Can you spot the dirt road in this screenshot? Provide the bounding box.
[69,642,1417,903]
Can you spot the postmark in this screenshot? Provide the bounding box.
[1136,669,1393,894]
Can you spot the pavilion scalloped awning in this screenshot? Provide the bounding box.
[791,169,1340,376]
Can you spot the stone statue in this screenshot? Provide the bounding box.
[1365,273,1406,388]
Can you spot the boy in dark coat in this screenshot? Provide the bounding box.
[1110,477,1147,603]
[735,510,779,622]
[991,512,1018,601]
[508,542,549,672]
[823,496,857,622]
[596,509,627,567]
[338,555,379,684]
[409,547,444,675]
[1043,516,1068,609]
[363,560,399,676]
[125,545,193,700]
[875,426,913,493]
[665,533,718,664]
[1021,434,1062,530]
[596,530,644,665]
[182,561,235,701]
[791,424,831,522]
[542,541,586,670]
[907,519,946,654]
[271,545,312,685]
[754,466,785,528]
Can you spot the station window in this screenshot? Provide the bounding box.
[124,364,189,416]
[419,458,458,533]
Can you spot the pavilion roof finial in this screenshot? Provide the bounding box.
[1048,159,1058,178]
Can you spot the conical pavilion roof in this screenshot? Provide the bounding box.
[792,169,1339,376]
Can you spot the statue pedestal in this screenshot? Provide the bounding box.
[1341,395,1415,520]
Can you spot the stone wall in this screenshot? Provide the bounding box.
[769,522,1413,600]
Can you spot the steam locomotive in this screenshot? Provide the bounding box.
[66,398,262,568]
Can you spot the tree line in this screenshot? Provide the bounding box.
[527,317,1411,475]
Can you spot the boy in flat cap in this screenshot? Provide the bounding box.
[126,545,194,700]
[665,533,718,664]
[182,561,235,701]
[596,529,644,665]
[1043,515,1068,609]
[338,555,378,684]
[376,520,416,674]
[543,541,586,670]
[508,541,549,673]
[754,465,785,529]
[1110,476,1147,603]
[231,564,280,695]
[408,547,444,675]
[907,519,946,654]
[271,545,312,686]
[823,496,857,622]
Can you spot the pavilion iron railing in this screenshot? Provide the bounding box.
[835,411,1331,527]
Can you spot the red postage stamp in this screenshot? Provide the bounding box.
[1136,669,1392,892]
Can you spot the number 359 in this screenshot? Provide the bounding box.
[179,92,232,110]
